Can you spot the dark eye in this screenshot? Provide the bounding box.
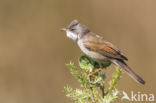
[70,28,75,31]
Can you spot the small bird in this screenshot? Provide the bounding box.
[61,20,145,85]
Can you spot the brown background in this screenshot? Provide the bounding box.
[0,0,155,103]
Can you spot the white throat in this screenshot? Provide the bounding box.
[66,31,78,41]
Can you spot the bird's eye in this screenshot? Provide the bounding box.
[70,28,75,31]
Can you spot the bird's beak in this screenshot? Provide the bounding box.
[60,28,67,31]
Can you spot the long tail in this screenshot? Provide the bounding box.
[113,59,145,85]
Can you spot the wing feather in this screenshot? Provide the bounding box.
[83,33,128,60]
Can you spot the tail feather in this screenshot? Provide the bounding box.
[113,59,145,85]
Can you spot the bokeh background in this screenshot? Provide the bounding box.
[0,0,156,103]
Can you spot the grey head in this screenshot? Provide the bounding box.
[61,20,90,42]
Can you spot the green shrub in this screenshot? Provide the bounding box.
[64,56,122,103]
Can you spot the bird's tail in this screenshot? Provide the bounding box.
[113,59,145,85]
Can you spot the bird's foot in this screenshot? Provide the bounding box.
[88,68,103,77]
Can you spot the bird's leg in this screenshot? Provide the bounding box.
[88,68,103,77]
[88,62,104,77]
[88,62,106,98]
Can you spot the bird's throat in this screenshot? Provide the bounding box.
[66,31,78,42]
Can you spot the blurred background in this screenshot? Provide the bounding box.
[0,0,156,103]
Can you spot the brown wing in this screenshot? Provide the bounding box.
[83,33,128,60]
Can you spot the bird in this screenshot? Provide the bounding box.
[61,19,145,85]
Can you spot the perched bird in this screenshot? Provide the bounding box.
[61,20,145,85]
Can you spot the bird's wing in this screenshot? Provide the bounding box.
[83,33,128,60]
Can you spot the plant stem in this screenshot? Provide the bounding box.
[90,87,95,103]
[100,86,105,98]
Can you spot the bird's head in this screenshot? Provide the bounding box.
[61,20,90,42]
